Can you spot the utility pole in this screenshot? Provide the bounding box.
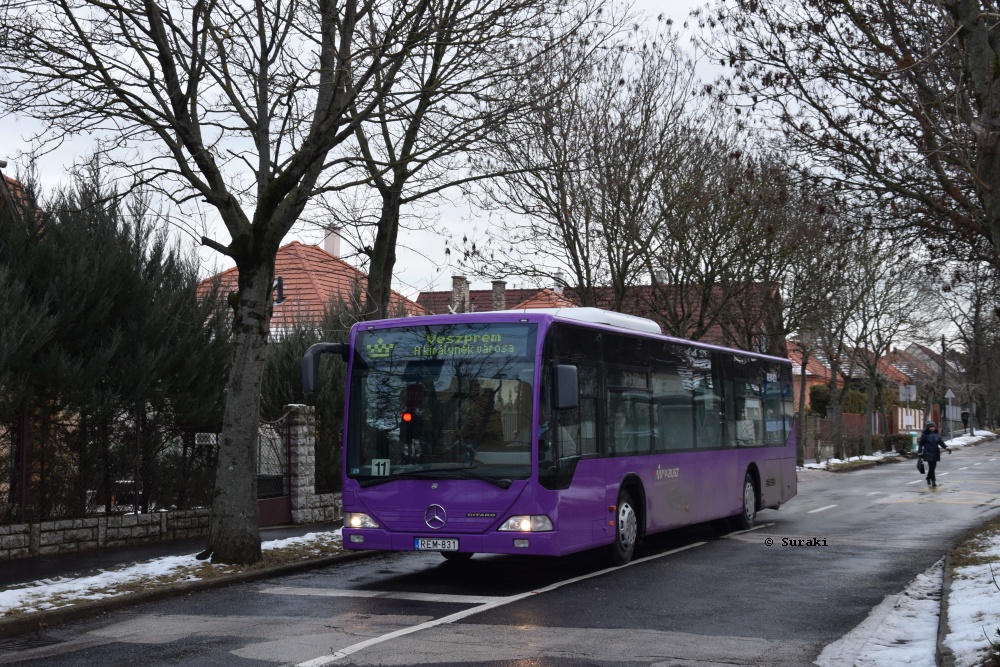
[941,335,947,430]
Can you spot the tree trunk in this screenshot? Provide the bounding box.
[796,350,809,467]
[206,260,274,565]
[828,365,844,460]
[863,376,877,456]
[364,191,402,321]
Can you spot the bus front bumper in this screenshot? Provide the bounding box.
[342,529,563,556]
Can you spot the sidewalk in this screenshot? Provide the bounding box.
[0,521,355,640]
[0,522,340,590]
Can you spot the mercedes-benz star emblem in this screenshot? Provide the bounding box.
[424,504,447,530]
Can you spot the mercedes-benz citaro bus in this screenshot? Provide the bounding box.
[302,307,796,565]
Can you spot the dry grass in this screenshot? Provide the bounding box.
[951,514,1000,569]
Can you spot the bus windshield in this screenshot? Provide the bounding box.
[347,323,538,486]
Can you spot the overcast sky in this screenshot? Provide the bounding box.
[0,0,709,300]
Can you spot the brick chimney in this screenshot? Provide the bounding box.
[491,280,506,311]
[323,227,341,258]
[450,276,470,313]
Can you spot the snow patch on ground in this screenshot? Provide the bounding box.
[815,560,942,667]
[0,529,343,616]
[945,560,1000,667]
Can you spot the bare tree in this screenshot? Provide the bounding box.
[844,241,936,454]
[0,0,450,564]
[705,0,1000,270]
[321,0,603,320]
[641,138,816,354]
[462,17,697,307]
[936,262,1000,428]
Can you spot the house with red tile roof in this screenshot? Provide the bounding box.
[0,174,35,221]
[786,341,841,412]
[417,276,785,356]
[199,238,425,332]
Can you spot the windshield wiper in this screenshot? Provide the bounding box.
[355,466,513,489]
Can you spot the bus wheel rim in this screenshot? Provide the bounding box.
[744,480,755,523]
[618,501,637,549]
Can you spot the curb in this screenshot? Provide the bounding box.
[826,457,904,473]
[937,551,956,667]
[0,549,377,640]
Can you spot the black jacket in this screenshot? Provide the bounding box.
[918,430,948,462]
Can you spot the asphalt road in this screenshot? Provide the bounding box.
[3,439,999,667]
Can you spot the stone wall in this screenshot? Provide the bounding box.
[0,509,210,562]
[288,404,343,524]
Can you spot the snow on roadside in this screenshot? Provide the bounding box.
[799,433,993,472]
[815,560,942,667]
[0,529,343,617]
[945,542,1000,666]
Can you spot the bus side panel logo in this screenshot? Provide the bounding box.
[655,465,679,480]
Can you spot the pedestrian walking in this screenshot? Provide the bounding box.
[917,421,950,488]
[961,410,970,435]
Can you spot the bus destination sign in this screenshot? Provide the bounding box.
[359,324,535,363]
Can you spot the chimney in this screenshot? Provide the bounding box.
[323,227,341,258]
[491,280,507,311]
[553,271,564,295]
[450,276,470,313]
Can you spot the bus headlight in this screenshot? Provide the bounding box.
[498,515,553,532]
[344,512,379,529]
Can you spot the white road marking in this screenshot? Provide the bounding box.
[294,541,708,667]
[906,480,924,485]
[717,522,774,539]
[958,467,969,471]
[260,587,507,605]
[976,463,984,466]
[866,492,885,496]
[938,472,950,476]
[807,505,837,514]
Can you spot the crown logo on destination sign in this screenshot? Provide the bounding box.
[367,338,394,358]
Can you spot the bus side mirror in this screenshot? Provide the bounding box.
[302,343,349,394]
[553,364,578,410]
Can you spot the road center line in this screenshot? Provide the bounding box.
[295,541,708,667]
[260,586,507,605]
[808,505,837,514]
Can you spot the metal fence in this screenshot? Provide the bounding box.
[0,409,219,524]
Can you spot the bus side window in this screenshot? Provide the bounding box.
[653,373,694,451]
[578,365,599,457]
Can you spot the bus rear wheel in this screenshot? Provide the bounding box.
[609,489,638,565]
[731,472,757,531]
[441,551,473,562]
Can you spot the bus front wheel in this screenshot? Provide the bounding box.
[731,472,757,531]
[609,488,639,565]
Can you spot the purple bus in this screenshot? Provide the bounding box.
[302,307,796,565]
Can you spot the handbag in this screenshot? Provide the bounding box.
[917,459,925,474]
